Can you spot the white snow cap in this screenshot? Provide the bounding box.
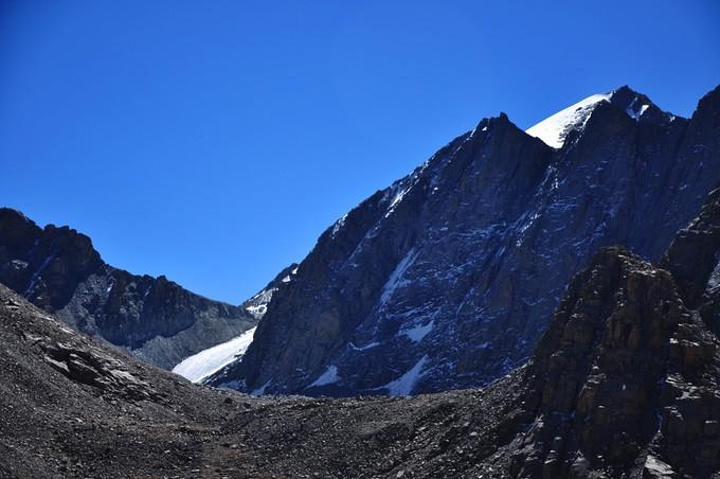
[526,92,613,149]
[525,86,665,149]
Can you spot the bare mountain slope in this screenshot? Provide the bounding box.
[212,85,720,396]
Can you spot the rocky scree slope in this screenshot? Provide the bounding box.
[0,282,524,478]
[0,208,257,369]
[211,85,720,396]
[6,186,720,478]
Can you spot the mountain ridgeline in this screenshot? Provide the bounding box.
[0,209,257,368]
[209,85,720,396]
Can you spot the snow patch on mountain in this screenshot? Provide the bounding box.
[307,365,340,388]
[643,456,675,477]
[331,214,348,238]
[172,326,256,383]
[244,266,300,320]
[399,320,434,343]
[385,185,412,218]
[245,302,269,319]
[379,249,419,307]
[707,254,720,292]
[245,287,275,319]
[383,161,431,218]
[526,93,612,148]
[380,356,428,396]
[626,97,650,121]
[349,341,380,351]
[251,380,272,396]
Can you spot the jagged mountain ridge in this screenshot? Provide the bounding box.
[6,181,720,478]
[243,262,299,320]
[0,208,258,368]
[210,84,720,396]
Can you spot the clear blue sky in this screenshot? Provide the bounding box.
[1,1,719,303]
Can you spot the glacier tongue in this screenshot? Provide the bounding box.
[172,326,257,383]
[526,92,612,148]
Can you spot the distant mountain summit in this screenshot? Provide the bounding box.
[0,208,257,368]
[209,85,720,396]
[526,86,675,148]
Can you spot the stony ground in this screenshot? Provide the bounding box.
[0,284,527,479]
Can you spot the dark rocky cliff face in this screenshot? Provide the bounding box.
[498,184,720,477]
[0,209,257,369]
[505,248,719,478]
[211,85,720,396]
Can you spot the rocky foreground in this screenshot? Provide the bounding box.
[4,188,720,478]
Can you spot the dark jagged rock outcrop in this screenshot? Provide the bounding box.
[502,248,720,478]
[0,208,257,368]
[482,184,720,478]
[211,85,720,396]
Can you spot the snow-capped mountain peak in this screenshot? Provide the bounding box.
[526,86,676,149]
[526,92,613,148]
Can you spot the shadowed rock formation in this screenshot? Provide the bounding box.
[0,208,257,368]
